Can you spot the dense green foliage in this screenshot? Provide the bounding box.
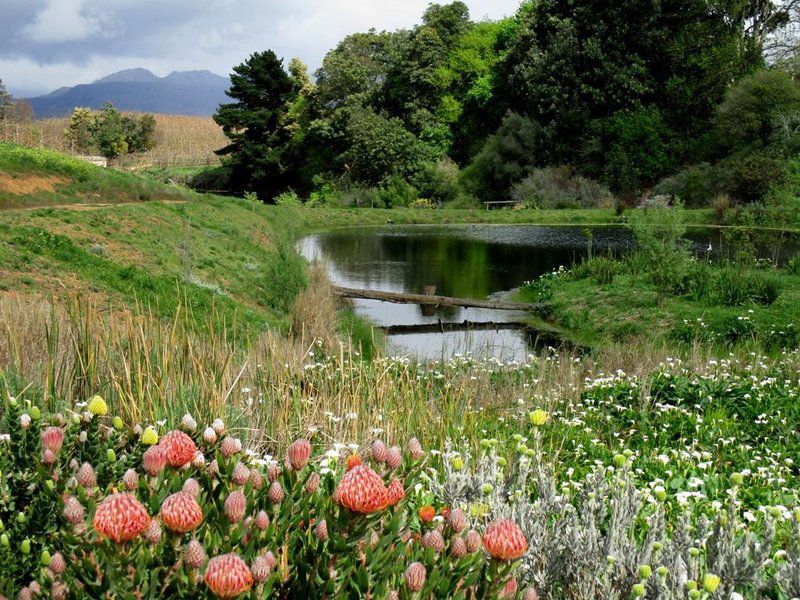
[64,104,157,159]
[211,0,800,212]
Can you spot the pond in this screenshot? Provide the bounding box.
[298,224,795,362]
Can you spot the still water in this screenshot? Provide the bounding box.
[298,224,794,362]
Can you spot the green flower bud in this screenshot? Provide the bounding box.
[106,449,117,463]
[703,573,721,594]
[480,439,491,449]
[657,566,668,578]
[632,583,645,597]
[30,406,41,421]
[606,555,616,565]
[652,542,663,552]
[489,438,498,447]
[686,581,697,591]
[613,454,627,468]
[451,456,464,471]
[0,534,8,547]
[481,483,493,495]
[689,547,700,558]
[113,416,124,431]
[41,550,51,566]
[16,513,25,524]
[638,564,652,580]
[71,414,80,425]
[769,506,782,518]
[731,472,744,486]
[21,539,30,554]
[688,590,701,599]
[45,479,55,491]
[512,434,523,442]
[653,486,667,502]
[623,448,633,458]
[497,456,507,468]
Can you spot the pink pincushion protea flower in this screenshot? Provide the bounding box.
[182,477,201,498]
[123,468,139,491]
[76,462,96,488]
[287,438,311,470]
[267,462,280,481]
[451,536,467,558]
[160,430,198,468]
[220,436,238,458]
[224,490,246,523]
[63,496,85,524]
[522,587,540,600]
[42,449,56,466]
[49,552,66,575]
[93,492,151,543]
[483,519,528,561]
[251,555,272,583]
[204,553,253,598]
[143,519,162,544]
[335,464,388,514]
[404,562,426,593]
[464,529,481,553]
[447,508,467,533]
[161,492,203,533]
[41,427,64,453]
[249,469,264,489]
[315,519,328,541]
[254,510,270,531]
[142,445,167,476]
[422,530,445,553]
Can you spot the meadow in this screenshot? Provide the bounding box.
[1,144,800,598]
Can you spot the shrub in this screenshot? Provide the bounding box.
[711,266,782,306]
[511,166,613,209]
[652,163,720,207]
[571,256,621,285]
[415,158,462,205]
[786,256,800,276]
[274,189,302,206]
[377,175,418,208]
[0,398,518,598]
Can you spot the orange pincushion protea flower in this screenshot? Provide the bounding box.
[345,454,362,471]
[160,430,198,467]
[418,505,435,522]
[482,519,528,560]
[335,464,388,514]
[384,478,405,507]
[204,553,254,598]
[161,491,203,533]
[93,493,150,543]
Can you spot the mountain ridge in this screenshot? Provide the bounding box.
[29,68,230,117]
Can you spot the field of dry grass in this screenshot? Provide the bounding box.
[0,113,226,168]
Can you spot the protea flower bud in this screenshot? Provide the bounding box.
[123,469,139,491]
[448,508,467,533]
[181,413,197,431]
[142,445,167,476]
[160,430,198,468]
[522,588,540,600]
[140,426,158,446]
[267,481,284,504]
[93,493,151,543]
[220,436,238,458]
[51,582,68,600]
[315,519,328,541]
[42,449,56,466]
[287,439,311,470]
[387,591,399,600]
[500,576,518,599]
[20,413,31,430]
[464,529,481,553]
[267,462,280,482]
[422,530,445,553]
[263,551,276,569]
[203,427,217,444]
[386,446,402,470]
[204,553,253,598]
[304,472,320,494]
[63,496,85,524]
[87,395,108,416]
[161,492,203,533]
[192,451,205,468]
[251,555,271,583]
[143,519,162,544]
[49,552,66,576]
[182,477,201,498]
[249,469,264,489]
[371,440,387,463]
[231,462,250,486]
[41,427,64,453]
[211,418,225,435]
[255,510,269,531]
[451,536,467,558]
[482,519,528,560]
[184,539,206,569]
[208,459,219,477]
[224,490,246,523]
[404,562,426,593]
[408,437,423,460]
[76,462,96,488]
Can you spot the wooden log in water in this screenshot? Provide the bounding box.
[382,321,526,335]
[333,286,545,312]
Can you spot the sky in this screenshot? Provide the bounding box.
[0,0,522,98]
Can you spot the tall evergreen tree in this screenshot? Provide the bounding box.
[214,51,297,200]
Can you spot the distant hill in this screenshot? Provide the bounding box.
[28,69,230,117]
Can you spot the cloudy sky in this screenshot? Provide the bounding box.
[1,0,521,97]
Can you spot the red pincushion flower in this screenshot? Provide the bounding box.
[143,445,167,476]
[41,427,64,453]
[335,464,388,514]
[287,438,311,470]
[161,492,203,533]
[483,519,528,561]
[345,454,362,471]
[160,430,198,467]
[204,553,253,598]
[418,505,435,522]
[385,478,405,507]
[93,492,150,543]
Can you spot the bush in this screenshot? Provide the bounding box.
[415,158,462,205]
[711,266,782,306]
[510,166,613,209]
[275,190,302,206]
[652,163,720,207]
[571,256,621,285]
[377,175,418,208]
[715,151,787,204]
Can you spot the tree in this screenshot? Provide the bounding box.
[64,108,96,153]
[63,104,157,158]
[214,51,297,200]
[0,79,12,121]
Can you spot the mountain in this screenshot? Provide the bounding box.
[28,69,230,117]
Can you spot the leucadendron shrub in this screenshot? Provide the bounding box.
[0,394,522,599]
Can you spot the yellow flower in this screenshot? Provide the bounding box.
[87,395,108,416]
[468,502,490,519]
[141,426,158,446]
[702,573,721,594]
[529,409,549,426]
